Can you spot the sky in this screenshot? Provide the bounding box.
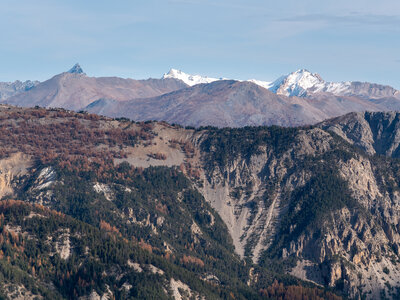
[0,0,399,88]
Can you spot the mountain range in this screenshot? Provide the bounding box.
[1,64,400,127]
[0,79,39,101]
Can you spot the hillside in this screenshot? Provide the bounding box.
[2,106,400,298]
[0,105,346,300]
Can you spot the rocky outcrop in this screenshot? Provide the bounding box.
[196,125,400,299]
[320,111,400,157]
[0,153,31,199]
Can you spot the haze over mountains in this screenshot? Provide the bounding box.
[3,64,188,111]
[0,80,39,101]
[1,64,400,127]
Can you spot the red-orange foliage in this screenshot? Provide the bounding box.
[259,280,342,300]
[139,239,153,253]
[99,220,120,235]
[181,255,205,268]
[0,107,156,162]
[155,203,168,214]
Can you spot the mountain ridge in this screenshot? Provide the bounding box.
[1,64,400,128]
[84,79,396,127]
[3,68,188,111]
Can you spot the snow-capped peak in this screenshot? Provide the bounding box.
[68,63,85,74]
[162,69,220,86]
[270,69,325,97]
[161,68,355,97]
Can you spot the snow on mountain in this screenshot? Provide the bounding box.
[267,69,365,97]
[270,69,324,96]
[162,69,220,86]
[247,79,272,90]
[0,80,40,101]
[162,68,351,96]
[164,68,398,99]
[313,81,352,95]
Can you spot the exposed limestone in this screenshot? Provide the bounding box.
[195,123,400,299]
[147,264,165,275]
[93,182,114,201]
[127,260,143,272]
[48,229,72,260]
[34,167,56,190]
[169,278,195,300]
[201,274,220,285]
[190,222,203,236]
[3,283,43,300]
[121,282,132,292]
[338,157,382,209]
[0,152,31,199]
[320,111,400,157]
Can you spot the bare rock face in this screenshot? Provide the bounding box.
[196,123,400,299]
[320,111,400,157]
[0,153,31,199]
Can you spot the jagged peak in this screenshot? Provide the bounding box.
[67,63,85,74]
[162,68,219,86]
[286,69,324,84]
[269,69,325,97]
[164,68,183,76]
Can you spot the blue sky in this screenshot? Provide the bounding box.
[1,0,399,88]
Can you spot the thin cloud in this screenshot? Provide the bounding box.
[277,13,400,30]
[168,0,259,10]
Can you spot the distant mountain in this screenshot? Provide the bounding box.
[0,79,40,101]
[85,79,390,127]
[269,69,325,96]
[3,64,188,110]
[163,68,400,100]
[162,68,221,86]
[67,62,85,74]
[247,78,273,90]
[2,65,400,127]
[85,80,319,127]
[271,69,400,99]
